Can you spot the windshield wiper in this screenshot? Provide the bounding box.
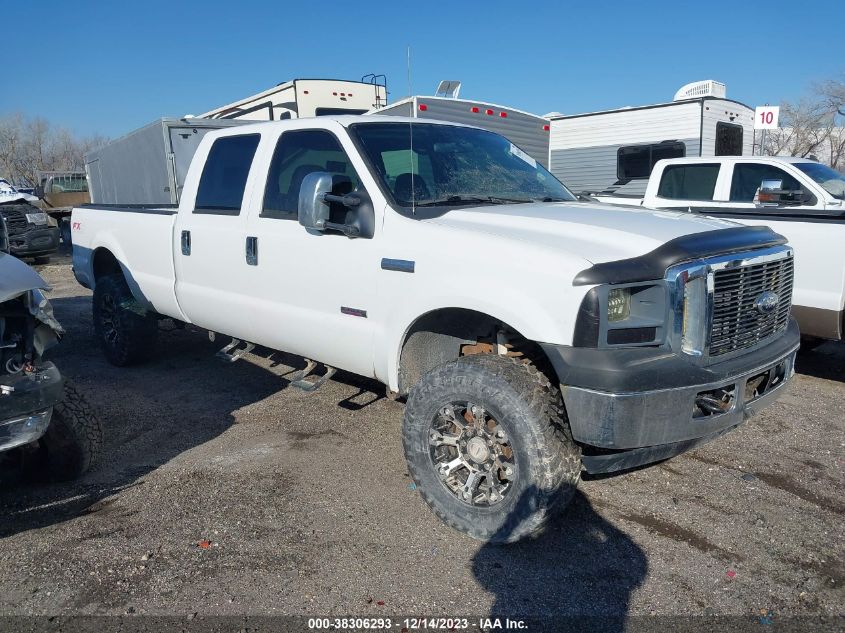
[414,195,532,207]
[532,196,571,202]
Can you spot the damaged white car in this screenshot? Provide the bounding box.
[0,245,101,479]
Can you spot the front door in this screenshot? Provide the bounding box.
[240,127,380,378]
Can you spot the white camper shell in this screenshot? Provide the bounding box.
[548,80,754,198]
[199,78,387,121]
[373,95,551,168]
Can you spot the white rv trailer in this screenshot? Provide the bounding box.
[373,84,551,168]
[548,80,754,198]
[199,77,388,121]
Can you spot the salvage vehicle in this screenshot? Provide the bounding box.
[71,116,799,542]
[0,200,61,263]
[1,237,102,479]
[595,156,845,343]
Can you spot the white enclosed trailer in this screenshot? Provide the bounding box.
[85,118,246,206]
[199,78,388,121]
[548,81,754,197]
[373,85,550,168]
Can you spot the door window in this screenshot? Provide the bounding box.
[262,130,362,219]
[715,122,743,156]
[729,164,802,202]
[194,134,260,215]
[657,164,720,200]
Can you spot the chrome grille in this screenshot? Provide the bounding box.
[0,207,29,235]
[710,255,794,357]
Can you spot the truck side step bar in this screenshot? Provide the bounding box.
[215,338,256,363]
[288,359,336,392]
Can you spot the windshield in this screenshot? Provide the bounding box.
[794,162,845,200]
[351,123,575,210]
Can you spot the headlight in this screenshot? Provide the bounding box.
[573,283,667,348]
[607,288,631,322]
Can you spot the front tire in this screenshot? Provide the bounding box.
[93,274,158,366]
[403,354,581,543]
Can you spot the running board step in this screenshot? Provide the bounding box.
[288,359,336,392]
[215,338,256,363]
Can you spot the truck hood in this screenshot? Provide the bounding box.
[426,201,740,264]
[0,252,50,303]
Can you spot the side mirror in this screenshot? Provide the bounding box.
[757,179,812,206]
[297,171,334,231]
[298,171,374,238]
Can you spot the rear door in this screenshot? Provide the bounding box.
[173,133,263,338]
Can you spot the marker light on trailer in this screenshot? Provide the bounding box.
[543,125,550,131]
[470,107,479,113]
[500,112,507,118]
[485,109,494,115]
[419,104,428,111]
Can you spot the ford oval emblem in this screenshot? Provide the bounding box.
[754,291,780,315]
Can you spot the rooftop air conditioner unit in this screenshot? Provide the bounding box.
[673,80,726,101]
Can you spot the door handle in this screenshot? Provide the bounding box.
[181,230,191,256]
[245,236,258,266]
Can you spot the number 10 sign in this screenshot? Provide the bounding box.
[755,106,780,130]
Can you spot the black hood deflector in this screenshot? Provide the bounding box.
[573,226,788,286]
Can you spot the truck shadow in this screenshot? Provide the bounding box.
[794,342,845,383]
[0,294,384,539]
[471,488,647,630]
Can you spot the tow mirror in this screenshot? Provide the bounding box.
[757,179,811,206]
[298,171,365,237]
[298,171,333,231]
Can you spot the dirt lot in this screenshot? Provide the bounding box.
[1,256,843,622]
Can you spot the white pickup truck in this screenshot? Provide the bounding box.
[71,116,799,542]
[596,156,845,342]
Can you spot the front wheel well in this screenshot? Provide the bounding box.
[397,308,559,396]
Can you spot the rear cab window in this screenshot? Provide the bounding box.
[657,163,720,200]
[194,134,261,215]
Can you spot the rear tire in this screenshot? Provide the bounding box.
[403,354,581,543]
[40,382,103,480]
[93,274,158,366]
[33,255,51,265]
[60,219,72,246]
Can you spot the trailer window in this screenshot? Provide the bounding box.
[617,142,685,181]
[194,134,260,215]
[262,130,362,220]
[657,164,720,200]
[715,122,743,156]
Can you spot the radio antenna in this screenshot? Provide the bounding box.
[407,45,415,215]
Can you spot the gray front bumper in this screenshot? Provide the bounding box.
[561,345,798,473]
[0,363,64,452]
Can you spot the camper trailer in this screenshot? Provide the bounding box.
[374,82,551,168]
[199,77,388,121]
[548,80,754,198]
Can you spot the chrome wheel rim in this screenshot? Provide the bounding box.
[428,402,516,507]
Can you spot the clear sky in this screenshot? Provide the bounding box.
[2,0,841,138]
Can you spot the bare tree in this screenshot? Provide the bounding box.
[0,113,107,187]
[765,75,845,169]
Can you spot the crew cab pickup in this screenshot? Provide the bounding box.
[597,156,845,342]
[71,117,799,542]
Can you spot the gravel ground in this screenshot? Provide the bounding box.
[0,256,842,621]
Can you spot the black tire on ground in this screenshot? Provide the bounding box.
[60,219,72,246]
[41,382,103,480]
[403,354,581,543]
[93,273,159,366]
[33,255,51,265]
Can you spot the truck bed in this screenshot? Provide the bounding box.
[71,204,183,320]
